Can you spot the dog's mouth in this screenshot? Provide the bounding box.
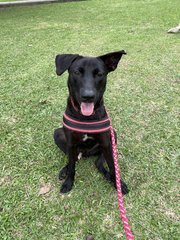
[80,102,94,116]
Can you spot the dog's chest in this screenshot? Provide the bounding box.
[82,134,94,142]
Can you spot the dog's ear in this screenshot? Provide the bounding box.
[55,54,79,76]
[98,50,126,72]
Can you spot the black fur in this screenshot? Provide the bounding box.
[54,51,129,194]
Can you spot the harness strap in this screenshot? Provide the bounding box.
[63,112,110,133]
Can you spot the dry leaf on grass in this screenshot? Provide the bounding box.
[0,176,12,186]
[38,183,52,195]
[86,235,94,240]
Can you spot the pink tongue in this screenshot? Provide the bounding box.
[80,102,94,116]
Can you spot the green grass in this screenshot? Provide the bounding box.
[0,0,22,2]
[0,0,179,239]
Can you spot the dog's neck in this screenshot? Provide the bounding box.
[65,96,107,120]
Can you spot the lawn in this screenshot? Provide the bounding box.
[0,0,22,2]
[0,0,179,239]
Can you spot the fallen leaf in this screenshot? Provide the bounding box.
[64,204,70,210]
[0,176,12,186]
[86,235,94,240]
[39,183,52,195]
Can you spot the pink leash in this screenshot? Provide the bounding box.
[109,115,134,240]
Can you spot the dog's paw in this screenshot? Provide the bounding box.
[59,166,68,180]
[60,180,73,193]
[120,179,129,195]
[113,179,129,195]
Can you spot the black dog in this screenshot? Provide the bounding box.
[54,51,129,194]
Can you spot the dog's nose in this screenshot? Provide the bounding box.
[81,90,95,101]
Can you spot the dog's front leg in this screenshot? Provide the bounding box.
[60,144,77,193]
[99,132,116,183]
[99,132,129,195]
[102,143,116,185]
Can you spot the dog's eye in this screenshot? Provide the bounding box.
[73,70,81,75]
[97,72,103,77]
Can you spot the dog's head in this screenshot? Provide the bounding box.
[55,51,126,116]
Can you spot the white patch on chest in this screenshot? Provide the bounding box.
[82,134,94,142]
[78,152,82,160]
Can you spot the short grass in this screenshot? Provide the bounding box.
[0,0,22,2]
[0,0,179,239]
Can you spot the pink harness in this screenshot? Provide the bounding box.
[63,112,111,133]
[63,99,134,239]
